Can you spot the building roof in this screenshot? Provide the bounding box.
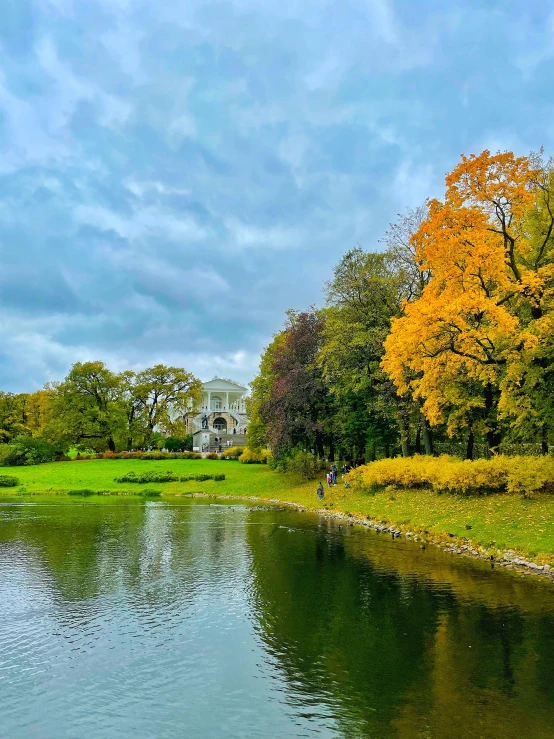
[202,377,246,391]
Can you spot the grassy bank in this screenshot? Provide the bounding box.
[3,458,554,564]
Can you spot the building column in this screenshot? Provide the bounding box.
[208,391,211,411]
[225,392,229,409]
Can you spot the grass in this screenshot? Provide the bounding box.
[3,458,554,563]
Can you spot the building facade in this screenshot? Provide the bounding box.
[185,377,249,453]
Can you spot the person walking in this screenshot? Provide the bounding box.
[317,482,324,501]
[326,471,332,488]
[331,464,337,485]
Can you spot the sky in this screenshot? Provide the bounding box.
[1,0,554,391]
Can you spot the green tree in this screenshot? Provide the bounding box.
[131,364,202,438]
[318,248,423,458]
[51,362,126,452]
[0,392,29,442]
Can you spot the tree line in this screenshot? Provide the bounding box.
[0,362,202,455]
[248,150,554,463]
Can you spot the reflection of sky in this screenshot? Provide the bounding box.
[2,1,554,389]
[0,502,341,738]
[2,501,554,736]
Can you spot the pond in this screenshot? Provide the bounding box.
[1,497,554,738]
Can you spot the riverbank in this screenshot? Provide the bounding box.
[3,458,554,580]
[215,494,554,583]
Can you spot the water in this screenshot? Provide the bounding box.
[1,498,554,738]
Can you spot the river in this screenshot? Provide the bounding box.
[1,497,554,738]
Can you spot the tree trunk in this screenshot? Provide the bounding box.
[484,383,501,454]
[384,442,390,458]
[422,419,433,456]
[108,436,116,452]
[542,425,549,456]
[371,442,377,462]
[400,408,410,457]
[466,430,474,461]
[417,398,433,455]
[315,430,325,458]
[329,438,335,462]
[127,436,133,451]
[486,428,502,455]
[415,425,421,455]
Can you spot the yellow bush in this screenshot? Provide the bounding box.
[238,448,271,464]
[347,455,554,496]
[222,446,245,459]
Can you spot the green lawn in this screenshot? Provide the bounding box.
[2,458,314,499]
[3,458,554,563]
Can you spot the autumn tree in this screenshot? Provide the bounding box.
[24,388,55,438]
[383,150,554,455]
[261,309,332,460]
[247,332,286,451]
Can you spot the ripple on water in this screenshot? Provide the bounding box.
[2,501,554,738]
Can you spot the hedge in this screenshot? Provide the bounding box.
[347,455,554,497]
[114,471,225,484]
[0,475,19,487]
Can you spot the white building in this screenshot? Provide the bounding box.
[184,377,249,453]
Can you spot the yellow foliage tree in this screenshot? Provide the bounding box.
[383,150,554,455]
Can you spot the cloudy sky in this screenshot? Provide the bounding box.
[1,0,553,391]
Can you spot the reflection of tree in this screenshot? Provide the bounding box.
[246,516,554,738]
[246,518,438,737]
[0,501,248,610]
[0,501,146,603]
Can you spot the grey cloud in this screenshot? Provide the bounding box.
[1,0,554,390]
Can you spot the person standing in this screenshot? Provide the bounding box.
[331,464,337,485]
[317,482,324,501]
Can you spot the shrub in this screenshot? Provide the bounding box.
[205,452,219,460]
[0,437,58,466]
[115,471,178,483]
[239,448,272,465]
[285,449,325,478]
[222,446,245,460]
[0,475,19,487]
[56,454,72,462]
[102,451,120,460]
[114,471,225,484]
[67,489,96,496]
[213,474,225,481]
[347,455,554,497]
[164,436,187,452]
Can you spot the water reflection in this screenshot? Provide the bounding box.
[247,518,554,738]
[0,499,553,738]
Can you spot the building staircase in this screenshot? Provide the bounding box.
[207,433,247,453]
